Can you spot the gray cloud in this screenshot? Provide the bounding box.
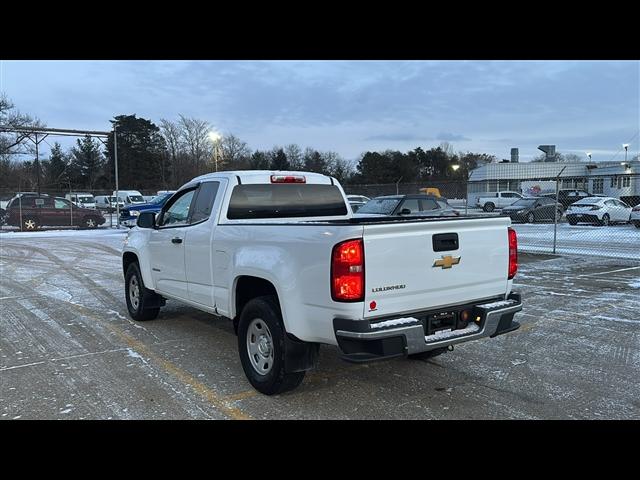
[436,132,471,142]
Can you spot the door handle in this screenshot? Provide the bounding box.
[171,237,183,244]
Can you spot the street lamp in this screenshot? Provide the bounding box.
[451,164,460,171]
[623,143,629,163]
[208,131,222,171]
[586,152,592,161]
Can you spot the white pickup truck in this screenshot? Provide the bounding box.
[477,191,523,212]
[122,171,522,394]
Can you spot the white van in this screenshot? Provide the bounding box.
[95,195,125,212]
[66,192,96,209]
[113,190,146,206]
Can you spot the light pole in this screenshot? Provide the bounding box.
[623,143,629,163]
[208,131,221,172]
[586,151,592,162]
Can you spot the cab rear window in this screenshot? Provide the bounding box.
[227,184,347,219]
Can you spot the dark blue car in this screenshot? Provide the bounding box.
[120,192,175,227]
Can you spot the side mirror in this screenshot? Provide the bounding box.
[137,211,156,229]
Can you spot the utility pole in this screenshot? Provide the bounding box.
[114,127,120,228]
[553,166,567,254]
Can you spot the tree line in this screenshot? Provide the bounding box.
[2,93,499,194]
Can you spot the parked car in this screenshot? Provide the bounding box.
[502,197,563,223]
[120,191,175,227]
[355,194,459,218]
[114,190,146,206]
[95,195,125,213]
[565,197,632,226]
[122,170,522,394]
[65,192,97,209]
[5,195,105,230]
[476,191,523,212]
[0,207,6,226]
[630,204,640,228]
[540,189,593,209]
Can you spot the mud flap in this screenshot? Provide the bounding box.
[284,334,319,373]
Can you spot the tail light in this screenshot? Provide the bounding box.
[331,239,365,302]
[270,175,306,183]
[508,227,518,280]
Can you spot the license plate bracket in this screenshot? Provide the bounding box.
[426,311,457,336]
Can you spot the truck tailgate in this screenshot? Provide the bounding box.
[362,217,511,319]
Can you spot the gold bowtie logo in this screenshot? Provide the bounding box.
[433,255,461,269]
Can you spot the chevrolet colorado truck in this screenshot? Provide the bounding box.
[122,171,522,395]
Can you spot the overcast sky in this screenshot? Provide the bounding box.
[1,60,638,163]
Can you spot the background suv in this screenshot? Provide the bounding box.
[6,195,105,230]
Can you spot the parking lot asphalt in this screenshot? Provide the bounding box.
[1,230,639,419]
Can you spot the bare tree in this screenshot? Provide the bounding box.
[219,134,251,170]
[159,118,183,186]
[0,93,45,160]
[284,144,304,170]
[178,115,213,175]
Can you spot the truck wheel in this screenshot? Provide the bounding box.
[483,202,495,212]
[125,262,160,321]
[237,295,305,395]
[22,217,38,231]
[408,347,448,361]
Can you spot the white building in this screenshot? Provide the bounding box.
[467,160,640,206]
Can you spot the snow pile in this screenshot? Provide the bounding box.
[370,317,420,329]
[425,322,480,341]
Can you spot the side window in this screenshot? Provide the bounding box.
[604,200,615,207]
[54,198,71,209]
[190,182,220,223]
[421,199,439,211]
[399,199,420,214]
[158,189,196,227]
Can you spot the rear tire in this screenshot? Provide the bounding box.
[527,212,535,223]
[483,202,495,212]
[599,214,610,227]
[237,295,305,395]
[125,262,160,321]
[568,219,577,225]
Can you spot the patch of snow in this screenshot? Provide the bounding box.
[370,317,420,329]
[629,279,640,289]
[479,299,517,309]
[126,348,143,360]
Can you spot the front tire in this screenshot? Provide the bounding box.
[125,262,160,321]
[483,202,495,212]
[599,214,610,227]
[83,216,98,229]
[527,212,535,223]
[22,217,38,231]
[237,295,305,395]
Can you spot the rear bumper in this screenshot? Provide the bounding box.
[566,213,599,223]
[334,292,522,362]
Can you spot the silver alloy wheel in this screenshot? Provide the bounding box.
[602,214,610,226]
[246,318,274,375]
[129,275,140,310]
[24,219,36,230]
[86,218,96,228]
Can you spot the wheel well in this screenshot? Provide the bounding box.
[122,252,138,276]
[234,276,279,333]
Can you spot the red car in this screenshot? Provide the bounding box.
[6,194,106,230]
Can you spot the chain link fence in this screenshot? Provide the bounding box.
[2,166,639,260]
[346,164,640,260]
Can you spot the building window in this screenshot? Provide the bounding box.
[622,176,630,188]
[592,178,604,194]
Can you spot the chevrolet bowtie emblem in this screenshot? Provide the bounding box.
[433,255,461,269]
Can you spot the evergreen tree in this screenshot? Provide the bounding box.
[69,136,104,189]
[269,148,290,170]
[43,142,68,190]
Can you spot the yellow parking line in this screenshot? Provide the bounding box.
[65,302,252,420]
